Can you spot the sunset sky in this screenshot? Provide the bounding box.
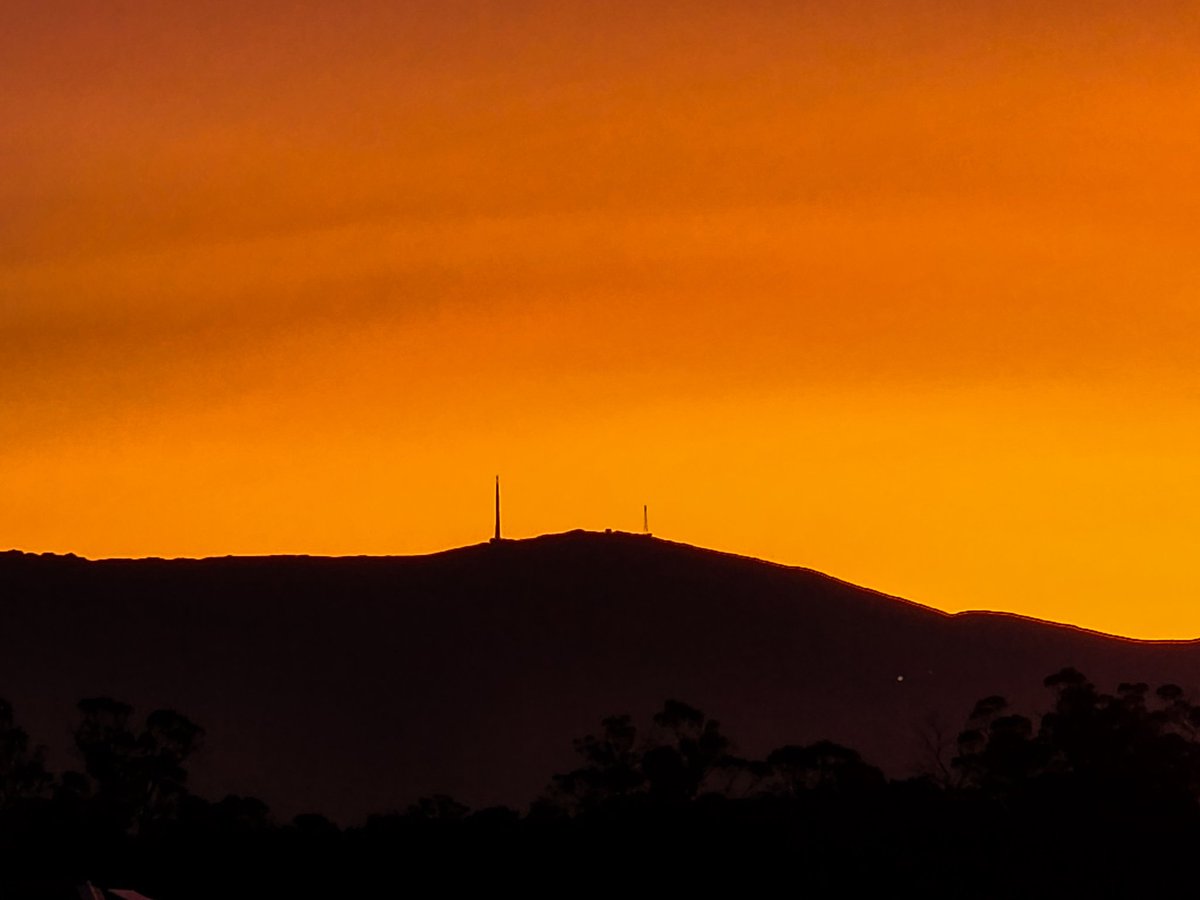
[4,1,1200,638]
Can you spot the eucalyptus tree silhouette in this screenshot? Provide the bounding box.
[548,713,644,812]
[643,700,731,803]
[0,699,50,807]
[948,666,1200,834]
[765,740,884,795]
[545,700,735,811]
[72,698,203,834]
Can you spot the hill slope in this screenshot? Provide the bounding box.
[2,531,1198,822]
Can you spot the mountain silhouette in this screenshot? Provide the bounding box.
[2,530,1198,823]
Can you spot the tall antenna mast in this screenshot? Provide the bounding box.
[643,504,649,534]
[493,476,501,542]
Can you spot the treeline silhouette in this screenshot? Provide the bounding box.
[6,668,1200,897]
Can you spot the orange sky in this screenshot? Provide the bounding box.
[4,1,1200,638]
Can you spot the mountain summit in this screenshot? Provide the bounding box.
[2,531,1198,822]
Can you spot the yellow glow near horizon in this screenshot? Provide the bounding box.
[4,2,1200,638]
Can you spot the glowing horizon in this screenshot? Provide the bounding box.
[5,2,1200,639]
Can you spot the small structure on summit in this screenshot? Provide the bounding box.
[491,481,652,541]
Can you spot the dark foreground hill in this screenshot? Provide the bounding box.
[2,530,1198,822]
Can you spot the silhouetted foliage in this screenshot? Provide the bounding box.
[543,700,737,812]
[405,793,471,821]
[12,672,1200,896]
[0,699,51,807]
[548,713,645,811]
[645,699,731,802]
[766,740,885,795]
[72,698,203,835]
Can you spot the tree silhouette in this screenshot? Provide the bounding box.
[548,713,644,812]
[1037,667,1200,816]
[405,794,470,821]
[766,740,884,796]
[544,701,736,811]
[644,700,731,802]
[0,699,50,807]
[952,694,1042,794]
[12,676,1200,896]
[73,697,203,833]
[912,711,958,788]
[945,666,1200,833]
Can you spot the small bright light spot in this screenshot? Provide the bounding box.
[896,675,905,682]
